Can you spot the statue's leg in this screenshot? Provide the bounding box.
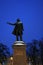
[20,34,22,41]
[16,35,18,41]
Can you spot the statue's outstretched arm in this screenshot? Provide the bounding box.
[7,22,16,25]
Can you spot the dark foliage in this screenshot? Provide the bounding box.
[26,38,43,65]
[0,43,10,64]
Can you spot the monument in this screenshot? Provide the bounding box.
[7,18,27,65]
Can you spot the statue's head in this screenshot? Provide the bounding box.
[17,18,20,22]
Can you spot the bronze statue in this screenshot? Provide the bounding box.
[7,19,24,41]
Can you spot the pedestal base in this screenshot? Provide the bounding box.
[13,41,27,65]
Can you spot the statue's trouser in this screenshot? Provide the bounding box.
[16,35,22,41]
[20,34,22,41]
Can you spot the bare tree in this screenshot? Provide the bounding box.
[0,43,10,64]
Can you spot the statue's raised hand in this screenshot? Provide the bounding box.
[7,22,11,25]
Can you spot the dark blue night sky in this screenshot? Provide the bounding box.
[0,0,43,53]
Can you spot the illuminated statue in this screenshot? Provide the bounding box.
[7,19,24,41]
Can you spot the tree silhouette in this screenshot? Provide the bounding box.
[32,40,39,65]
[26,40,39,65]
[0,43,10,64]
[39,38,43,65]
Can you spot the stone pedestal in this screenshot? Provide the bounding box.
[13,41,27,65]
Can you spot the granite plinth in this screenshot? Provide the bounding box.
[13,41,27,65]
